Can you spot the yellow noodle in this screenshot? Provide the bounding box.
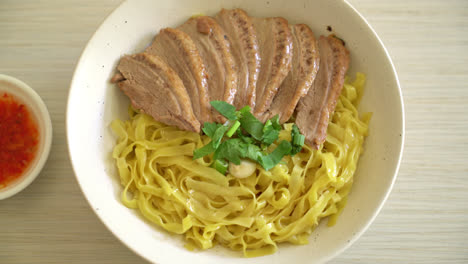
[111,73,370,257]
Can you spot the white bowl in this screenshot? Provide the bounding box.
[66,0,404,263]
[0,74,53,200]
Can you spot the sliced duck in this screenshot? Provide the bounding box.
[252,16,293,117]
[115,53,200,132]
[295,35,350,148]
[259,24,320,123]
[178,16,238,122]
[215,8,260,109]
[145,28,212,124]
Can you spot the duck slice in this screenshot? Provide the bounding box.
[295,35,350,148]
[259,24,320,123]
[215,8,260,109]
[178,16,238,122]
[145,28,211,124]
[252,17,293,117]
[115,53,200,132]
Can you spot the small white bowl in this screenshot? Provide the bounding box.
[0,74,53,200]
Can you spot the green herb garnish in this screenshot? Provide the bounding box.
[239,111,264,140]
[193,142,216,160]
[237,105,251,117]
[262,115,281,146]
[211,125,228,148]
[194,101,306,174]
[244,144,261,161]
[237,129,254,144]
[258,140,292,170]
[210,101,237,120]
[202,122,222,138]
[213,139,244,165]
[290,124,305,155]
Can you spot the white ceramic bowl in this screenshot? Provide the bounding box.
[0,74,53,200]
[67,0,404,263]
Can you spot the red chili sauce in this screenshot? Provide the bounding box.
[0,93,39,188]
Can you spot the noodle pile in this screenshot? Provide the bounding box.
[111,73,371,257]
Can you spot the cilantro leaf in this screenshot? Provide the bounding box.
[262,116,281,146]
[258,140,292,170]
[243,144,261,161]
[262,129,279,146]
[194,123,228,160]
[211,125,229,149]
[202,122,222,138]
[211,101,237,120]
[193,143,215,160]
[263,120,272,133]
[239,111,264,140]
[270,115,281,130]
[237,129,255,144]
[213,139,244,165]
[237,105,251,117]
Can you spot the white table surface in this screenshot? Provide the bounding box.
[1,0,467,263]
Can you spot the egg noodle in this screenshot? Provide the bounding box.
[111,73,371,257]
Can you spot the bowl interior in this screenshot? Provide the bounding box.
[0,75,52,199]
[67,0,403,263]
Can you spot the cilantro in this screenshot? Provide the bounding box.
[213,139,244,165]
[210,101,237,120]
[193,123,228,160]
[263,119,272,132]
[237,129,254,144]
[258,140,292,170]
[244,144,261,161]
[211,125,228,148]
[202,122,222,137]
[237,106,251,117]
[261,115,281,146]
[262,129,279,146]
[239,111,264,140]
[193,143,215,160]
[193,101,306,173]
[213,139,261,166]
[270,115,281,130]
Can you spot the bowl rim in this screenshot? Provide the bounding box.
[322,1,405,261]
[66,0,405,262]
[0,74,53,200]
